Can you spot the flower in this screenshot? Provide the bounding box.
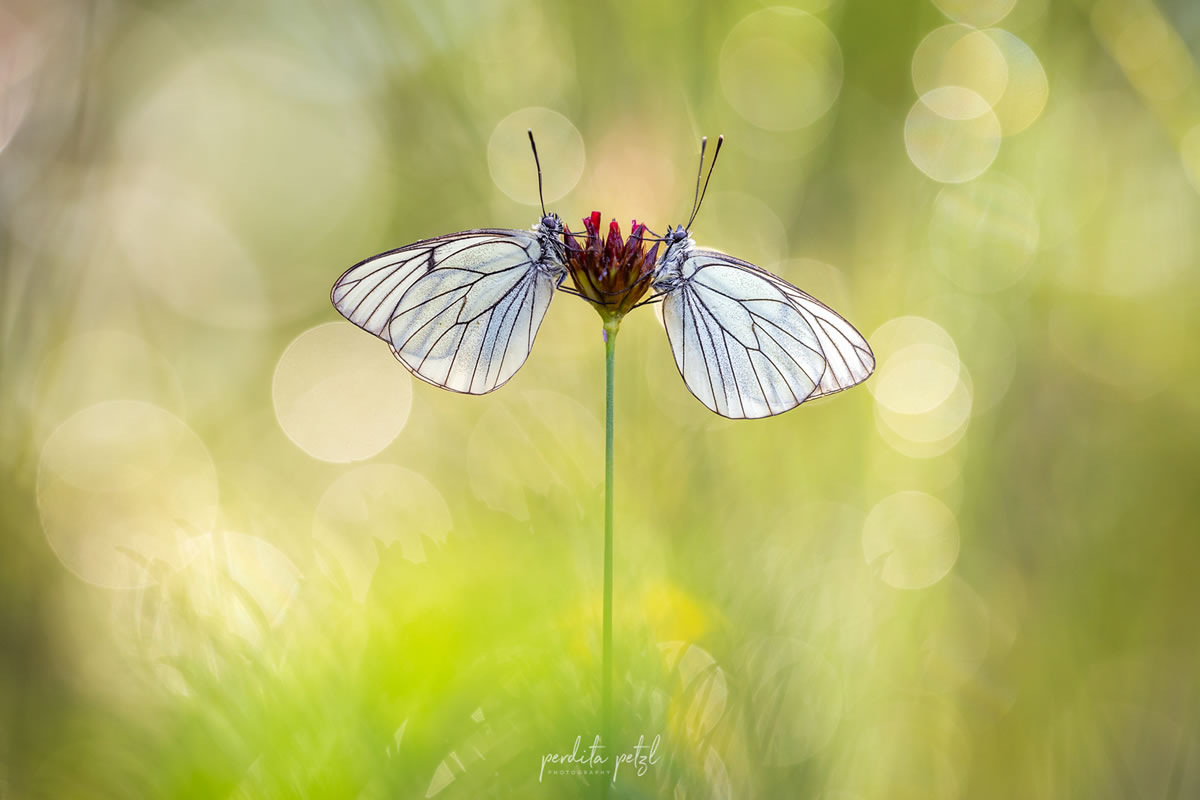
[563,212,660,321]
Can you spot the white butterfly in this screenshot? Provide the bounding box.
[649,136,874,419]
[652,231,874,418]
[331,133,573,394]
[331,220,568,394]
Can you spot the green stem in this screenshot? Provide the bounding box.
[602,318,618,767]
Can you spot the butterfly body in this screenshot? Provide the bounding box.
[649,225,696,294]
[532,213,570,280]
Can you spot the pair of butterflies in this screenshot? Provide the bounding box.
[331,138,874,419]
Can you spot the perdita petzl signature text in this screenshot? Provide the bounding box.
[539,734,661,783]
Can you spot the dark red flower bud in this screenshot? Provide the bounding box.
[606,219,624,256]
[562,212,660,320]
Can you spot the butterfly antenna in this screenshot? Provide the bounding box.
[686,134,724,230]
[687,136,708,227]
[527,129,547,218]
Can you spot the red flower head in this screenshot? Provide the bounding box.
[563,212,660,320]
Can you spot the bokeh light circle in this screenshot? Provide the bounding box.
[984,29,1049,135]
[37,401,218,589]
[862,491,960,589]
[905,88,1001,183]
[313,464,452,602]
[913,26,1047,137]
[875,365,973,458]
[874,344,962,416]
[273,322,413,463]
[719,8,844,130]
[487,107,584,205]
[913,26,1010,109]
[933,0,1017,28]
[928,175,1040,292]
[868,316,961,413]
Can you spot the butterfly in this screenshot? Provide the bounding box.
[330,132,572,394]
[650,136,875,419]
[331,132,874,417]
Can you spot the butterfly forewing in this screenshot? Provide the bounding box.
[331,229,557,394]
[662,250,874,419]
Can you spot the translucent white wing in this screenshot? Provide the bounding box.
[331,229,557,394]
[331,229,538,336]
[661,250,874,419]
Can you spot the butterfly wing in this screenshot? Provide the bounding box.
[661,249,874,418]
[331,229,559,394]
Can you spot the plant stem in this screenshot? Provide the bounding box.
[602,318,619,766]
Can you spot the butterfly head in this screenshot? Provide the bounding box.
[660,224,694,263]
[538,213,564,235]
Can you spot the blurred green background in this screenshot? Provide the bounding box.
[3,0,1199,797]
